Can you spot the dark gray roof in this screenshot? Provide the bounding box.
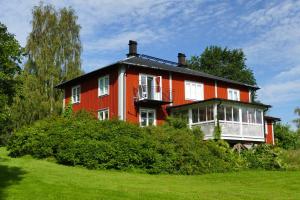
[55,55,259,89]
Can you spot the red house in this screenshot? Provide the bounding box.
[56,40,280,145]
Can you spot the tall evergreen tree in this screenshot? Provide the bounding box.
[12,4,82,129]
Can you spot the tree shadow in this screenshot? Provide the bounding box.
[0,164,26,200]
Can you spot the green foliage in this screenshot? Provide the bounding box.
[213,123,221,140]
[8,112,246,175]
[188,46,256,86]
[274,123,300,150]
[11,3,82,130]
[242,144,286,170]
[0,22,24,142]
[294,107,300,129]
[187,46,257,100]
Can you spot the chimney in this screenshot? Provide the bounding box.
[178,53,186,67]
[127,40,138,57]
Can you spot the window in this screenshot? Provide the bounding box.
[218,105,239,122]
[140,108,156,126]
[218,105,225,120]
[98,75,109,96]
[227,88,240,101]
[191,106,214,123]
[139,74,162,100]
[242,108,248,122]
[185,81,204,101]
[71,85,80,104]
[256,110,262,124]
[173,110,189,122]
[98,109,109,121]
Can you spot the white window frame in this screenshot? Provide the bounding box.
[71,85,80,104]
[139,108,156,127]
[265,122,268,134]
[98,75,109,96]
[227,88,240,101]
[98,108,109,121]
[139,73,162,100]
[184,80,204,101]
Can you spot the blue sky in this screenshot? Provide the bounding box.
[1,0,299,128]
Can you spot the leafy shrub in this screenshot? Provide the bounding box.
[7,111,288,174]
[242,144,286,170]
[274,123,300,150]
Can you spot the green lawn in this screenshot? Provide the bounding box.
[1,147,300,200]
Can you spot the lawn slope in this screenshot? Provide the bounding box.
[0,147,300,200]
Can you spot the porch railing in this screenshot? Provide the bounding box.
[134,85,173,103]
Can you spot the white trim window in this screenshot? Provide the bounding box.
[227,88,240,101]
[139,108,156,127]
[98,109,109,121]
[71,85,80,104]
[98,75,109,96]
[185,81,204,101]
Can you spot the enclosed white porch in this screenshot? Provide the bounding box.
[170,99,268,142]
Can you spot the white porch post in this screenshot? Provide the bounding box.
[213,103,218,126]
[188,108,192,129]
[239,107,243,138]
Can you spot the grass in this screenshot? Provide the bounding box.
[1,147,300,200]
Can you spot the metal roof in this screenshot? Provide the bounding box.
[55,55,260,89]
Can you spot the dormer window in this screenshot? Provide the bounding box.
[227,88,240,101]
[98,75,109,96]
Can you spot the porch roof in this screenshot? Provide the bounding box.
[264,116,281,122]
[167,98,271,110]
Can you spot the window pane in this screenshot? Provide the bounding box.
[248,108,255,123]
[233,107,239,122]
[173,110,188,122]
[225,106,232,121]
[105,110,109,120]
[196,84,202,100]
[218,105,225,120]
[99,112,103,120]
[185,82,190,99]
[191,83,196,99]
[242,108,247,123]
[228,90,233,100]
[141,111,147,126]
[199,107,206,121]
[256,110,262,124]
[192,108,198,123]
[207,106,214,121]
[148,111,154,126]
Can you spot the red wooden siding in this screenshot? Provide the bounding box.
[125,66,170,125]
[217,82,250,102]
[64,67,119,119]
[265,120,274,144]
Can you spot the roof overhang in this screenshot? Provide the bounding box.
[167,98,271,111]
[264,116,281,122]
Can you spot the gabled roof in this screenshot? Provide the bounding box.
[55,55,260,89]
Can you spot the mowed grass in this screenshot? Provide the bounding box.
[1,147,300,200]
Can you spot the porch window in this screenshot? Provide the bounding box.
[218,105,239,122]
[256,110,262,124]
[173,110,188,122]
[140,108,156,126]
[242,108,248,122]
[98,109,109,121]
[241,108,263,124]
[98,75,109,96]
[227,88,240,101]
[185,81,203,101]
[191,106,214,123]
[71,85,80,104]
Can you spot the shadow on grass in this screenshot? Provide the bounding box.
[0,164,26,200]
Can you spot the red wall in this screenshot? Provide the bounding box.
[64,65,251,125]
[65,67,119,119]
[125,66,170,125]
[265,120,274,144]
[217,82,250,103]
[125,68,251,126]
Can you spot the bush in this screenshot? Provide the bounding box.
[274,123,300,150]
[7,112,288,174]
[242,144,286,170]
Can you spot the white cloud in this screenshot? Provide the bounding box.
[258,80,300,104]
[275,65,300,80]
